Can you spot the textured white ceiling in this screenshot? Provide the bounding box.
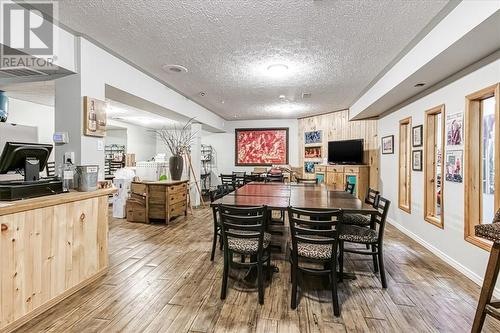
[55,0,449,120]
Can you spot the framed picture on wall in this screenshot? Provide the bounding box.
[445,150,463,183]
[304,130,322,144]
[446,113,463,147]
[412,125,423,147]
[412,150,423,171]
[84,96,108,137]
[381,135,394,154]
[235,128,289,166]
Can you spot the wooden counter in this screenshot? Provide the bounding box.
[0,188,115,333]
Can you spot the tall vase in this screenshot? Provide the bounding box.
[169,155,184,181]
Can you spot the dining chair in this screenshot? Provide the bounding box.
[339,196,391,288]
[343,188,380,227]
[295,177,318,184]
[471,209,500,333]
[232,171,246,188]
[220,174,236,190]
[244,174,260,184]
[265,173,284,183]
[209,185,230,261]
[345,182,355,194]
[288,207,344,316]
[218,205,272,304]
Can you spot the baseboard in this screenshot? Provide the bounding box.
[387,217,500,298]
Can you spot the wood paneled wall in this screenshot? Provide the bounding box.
[298,110,379,188]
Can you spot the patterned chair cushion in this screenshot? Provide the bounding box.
[343,213,371,226]
[227,232,271,254]
[295,242,333,260]
[475,210,500,243]
[339,225,378,244]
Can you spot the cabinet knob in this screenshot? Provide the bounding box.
[1,223,7,231]
[80,213,86,222]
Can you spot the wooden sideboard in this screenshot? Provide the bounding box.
[315,165,370,201]
[0,188,115,333]
[129,180,188,223]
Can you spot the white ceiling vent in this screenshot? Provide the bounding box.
[0,66,49,78]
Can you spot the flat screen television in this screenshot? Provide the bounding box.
[328,139,364,164]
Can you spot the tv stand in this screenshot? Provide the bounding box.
[314,164,369,200]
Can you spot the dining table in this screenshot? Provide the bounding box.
[211,182,377,215]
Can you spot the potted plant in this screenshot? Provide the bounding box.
[156,118,197,181]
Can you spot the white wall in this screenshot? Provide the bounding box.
[6,98,54,147]
[378,57,500,292]
[107,119,156,162]
[201,118,299,185]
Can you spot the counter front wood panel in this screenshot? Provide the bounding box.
[0,190,112,332]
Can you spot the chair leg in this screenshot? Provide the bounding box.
[338,241,344,282]
[219,233,223,250]
[330,259,340,316]
[372,243,379,273]
[266,251,272,281]
[291,260,298,309]
[472,243,500,333]
[377,244,387,288]
[257,256,264,305]
[210,225,218,261]
[221,250,230,299]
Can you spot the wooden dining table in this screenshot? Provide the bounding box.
[211,182,377,280]
[211,182,377,215]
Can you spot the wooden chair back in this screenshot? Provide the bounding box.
[265,174,284,183]
[218,205,268,254]
[373,196,391,242]
[345,182,355,194]
[295,177,318,184]
[365,188,380,207]
[288,207,344,259]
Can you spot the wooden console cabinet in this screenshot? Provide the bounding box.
[129,180,188,223]
[315,165,370,201]
[0,188,115,333]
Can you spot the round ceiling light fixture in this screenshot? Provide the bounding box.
[267,63,289,77]
[162,64,188,73]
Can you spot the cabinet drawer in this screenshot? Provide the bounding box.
[149,204,166,219]
[344,167,359,173]
[168,182,187,194]
[315,165,326,172]
[169,201,186,217]
[131,182,146,195]
[168,191,187,205]
[327,166,344,173]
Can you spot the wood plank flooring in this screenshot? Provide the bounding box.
[14,208,500,333]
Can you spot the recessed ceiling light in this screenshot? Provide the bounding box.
[199,91,206,97]
[279,94,286,100]
[162,64,188,73]
[414,82,425,87]
[267,64,288,77]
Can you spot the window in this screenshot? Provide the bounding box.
[424,105,445,228]
[464,83,500,250]
[399,117,412,213]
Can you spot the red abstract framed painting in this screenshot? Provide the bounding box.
[235,128,289,166]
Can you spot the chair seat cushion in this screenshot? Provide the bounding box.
[294,242,333,260]
[340,225,378,244]
[227,232,271,254]
[475,223,500,243]
[343,213,371,226]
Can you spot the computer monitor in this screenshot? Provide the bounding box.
[0,142,53,181]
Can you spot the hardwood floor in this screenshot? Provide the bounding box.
[14,208,500,333]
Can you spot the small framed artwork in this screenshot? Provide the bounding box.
[84,96,108,137]
[412,150,423,171]
[381,135,394,154]
[304,130,322,144]
[446,113,463,147]
[304,146,322,158]
[412,125,423,147]
[304,161,319,173]
[445,150,463,183]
